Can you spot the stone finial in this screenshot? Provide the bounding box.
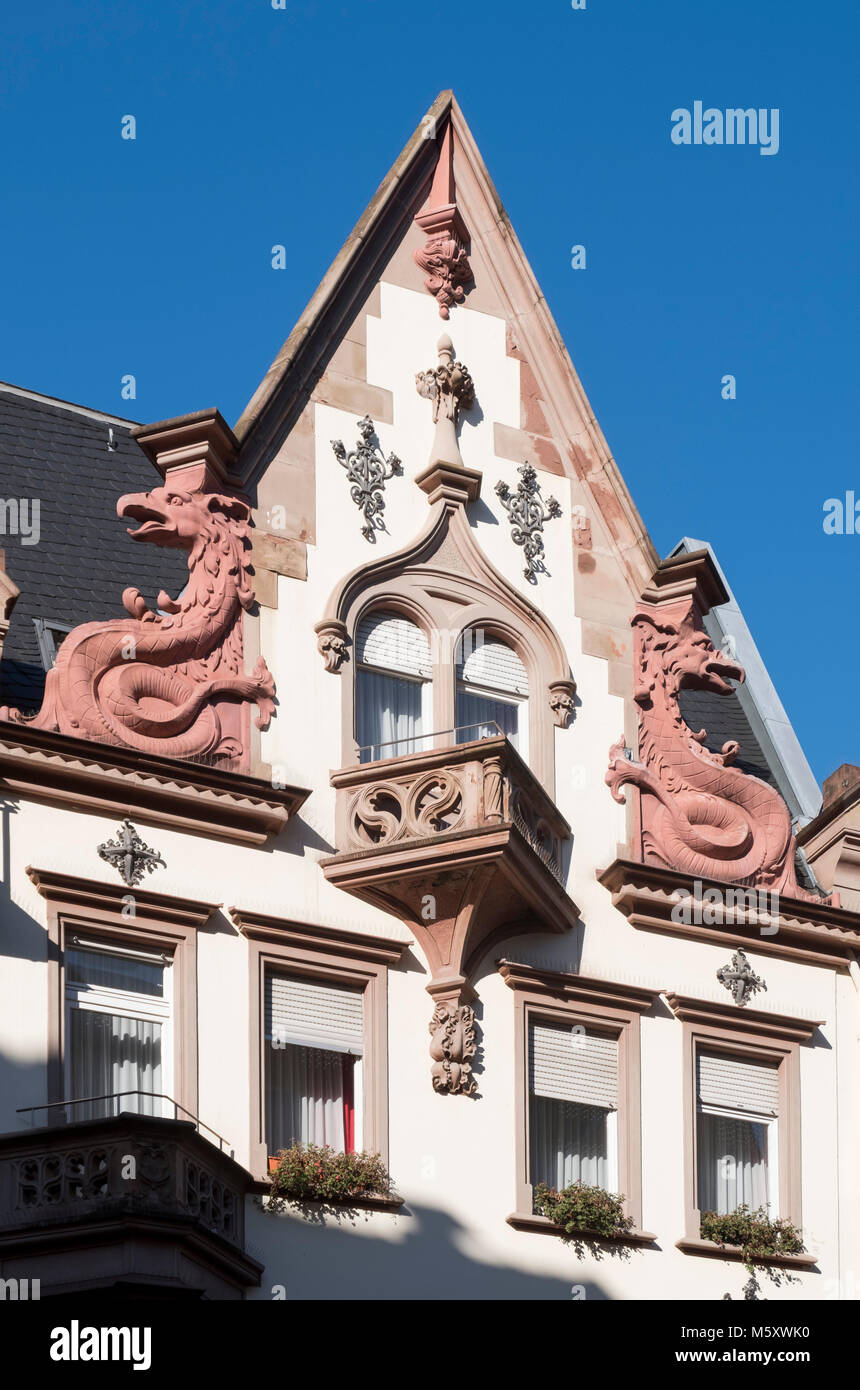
[416,335,475,474]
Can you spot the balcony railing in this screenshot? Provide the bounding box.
[16,1093,233,1154]
[335,730,569,883]
[0,1104,263,1295]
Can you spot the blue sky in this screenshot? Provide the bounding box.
[1,0,856,785]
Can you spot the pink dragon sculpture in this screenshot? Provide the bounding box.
[606,599,825,901]
[0,485,275,761]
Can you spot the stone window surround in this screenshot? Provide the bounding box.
[499,961,658,1238]
[667,993,820,1264]
[29,868,215,1124]
[232,909,409,1180]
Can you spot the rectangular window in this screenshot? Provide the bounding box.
[64,941,172,1121]
[528,1020,619,1191]
[264,972,364,1153]
[696,1049,779,1216]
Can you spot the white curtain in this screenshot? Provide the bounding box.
[69,1010,163,1120]
[357,668,426,762]
[456,688,520,750]
[529,1095,609,1190]
[266,1043,347,1152]
[697,1112,769,1214]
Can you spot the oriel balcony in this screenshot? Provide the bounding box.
[322,729,579,1014]
[0,1097,263,1299]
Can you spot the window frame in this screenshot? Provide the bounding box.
[239,913,407,1179]
[32,869,208,1123]
[681,1022,801,1241]
[500,962,657,1233]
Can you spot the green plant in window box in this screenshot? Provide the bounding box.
[267,1143,393,1207]
[533,1181,634,1239]
[700,1205,805,1275]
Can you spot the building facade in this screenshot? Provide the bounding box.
[0,92,857,1302]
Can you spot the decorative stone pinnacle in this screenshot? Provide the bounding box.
[716,948,767,1008]
[97,819,166,888]
[416,335,475,471]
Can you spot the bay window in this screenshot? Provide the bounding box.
[356,610,432,762]
[265,972,364,1153]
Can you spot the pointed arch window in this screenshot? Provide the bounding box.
[356,610,432,763]
[455,631,529,760]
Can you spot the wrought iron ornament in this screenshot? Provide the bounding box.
[331,415,402,543]
[97,819,166,887]
[495,463,562,582]
[716,948,767,1007]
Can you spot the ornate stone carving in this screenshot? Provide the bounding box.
[416,334,475,474]
[717,948,767,1007]
[606,556,830,902]
[429,1000,477,1095]
[548,680,577,729]
[495,463,562,582]
[413,121,473,319]
[97,819,166,887]
[315,618,349,673]
[331,415,402,542]
[0,485,275,762]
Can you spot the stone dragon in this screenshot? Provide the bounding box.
[606,603,825,901]
[0,485,275,761]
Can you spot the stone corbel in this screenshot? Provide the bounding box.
[549,679,577,729]
[413,122,473,319]
[314,618,349,673]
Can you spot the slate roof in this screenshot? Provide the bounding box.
[0,384,188,712]
[678,688,776,787]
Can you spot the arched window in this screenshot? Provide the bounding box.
[455,631,529,760]
[356,610,432,764]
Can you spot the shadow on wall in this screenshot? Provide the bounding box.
[245,1198,611,1301]
[0,798,54,1124]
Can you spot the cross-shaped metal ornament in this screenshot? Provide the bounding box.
[716,948,766,1007]
[495,462,562,582]
[97,820,166,888]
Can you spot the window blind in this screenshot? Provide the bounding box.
[457,636,528,695]
[530,1022,617,1109]
[266,974,364,1055]
[697,1051,779,1117]
[356,611,431,678]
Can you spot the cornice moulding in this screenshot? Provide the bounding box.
[0,722,309,845]
[228,907,411,967]
[27,866,219,931]
[599,857,860,968]
[663,990,822,1043]
[497,959,660,1014]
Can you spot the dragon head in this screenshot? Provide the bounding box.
[634,610,745,705]
[118,486,250,549]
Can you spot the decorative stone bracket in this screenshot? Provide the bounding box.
[413,121,473,320]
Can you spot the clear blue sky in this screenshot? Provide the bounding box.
[1,0,856,785]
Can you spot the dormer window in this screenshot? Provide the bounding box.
[355,610,432,763]
[456,632,529,760]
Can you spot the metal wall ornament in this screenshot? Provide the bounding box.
[97,819,166,887]
[495,463,562,582]
[716,948,767,1007]
[331,415,402,543]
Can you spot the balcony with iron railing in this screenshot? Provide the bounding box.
[0,1093,263,1298]
[322,725,579,1018]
